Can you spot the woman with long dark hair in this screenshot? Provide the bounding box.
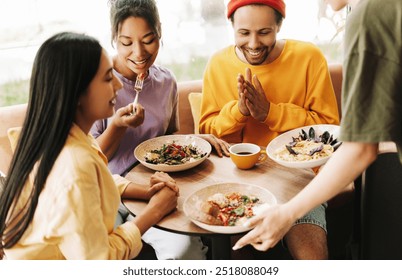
[0,31,178,259]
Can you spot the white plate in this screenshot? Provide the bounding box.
[183,182,277,234]
[267,124,341,169]
[134,135,211,172]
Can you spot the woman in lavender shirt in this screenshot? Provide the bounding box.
[91,0,230,259]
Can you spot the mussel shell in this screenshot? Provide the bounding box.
[286,145,299,155]
[330,138,338,146]
[309,144,324,156]
[328,134,333,145]
[300,129,308,140]
[308,127,316,139]
[321,131,331,144]
[332,141,342,151]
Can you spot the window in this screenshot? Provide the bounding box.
[0,0,346,106]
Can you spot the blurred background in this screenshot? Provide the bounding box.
[0,0,346,106]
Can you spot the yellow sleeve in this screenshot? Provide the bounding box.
[200,48,250,143]
[54,163,142,259]
[264,54,340,132]
[113,174,131,195]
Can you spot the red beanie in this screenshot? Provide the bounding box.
[227,0,286,19]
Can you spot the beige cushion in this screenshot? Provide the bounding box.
[328,63,343,119]
[0,103,27,174]
[7,127,21,153]
[0,173,5,194]
[176,80,202,135]
[188,92,202,134]
[0,158,5,260]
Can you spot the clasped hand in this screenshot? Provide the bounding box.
[146,171,179,218]
[148,171,179,197]
[237,68,270,122]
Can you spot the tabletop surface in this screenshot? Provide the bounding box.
[123,151,316,236]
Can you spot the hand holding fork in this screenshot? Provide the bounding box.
[132,73,145,114]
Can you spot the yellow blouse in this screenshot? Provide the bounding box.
[4,124,142,259]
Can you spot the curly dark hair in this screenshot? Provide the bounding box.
[109,0,162,45]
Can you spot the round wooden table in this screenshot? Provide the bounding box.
[123,152,315,259]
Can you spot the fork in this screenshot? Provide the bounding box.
[132,73,145,113]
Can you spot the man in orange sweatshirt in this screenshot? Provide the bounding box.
[200,0,339,259]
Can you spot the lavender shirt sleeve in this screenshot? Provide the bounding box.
[91,65,178,176]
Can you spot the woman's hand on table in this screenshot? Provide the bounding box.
[146,186,178,219]
[232,204,294,251]
[148,171,179,197]
[122,171,178,200]
[134,186,178,235]
[197,134,230,157]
